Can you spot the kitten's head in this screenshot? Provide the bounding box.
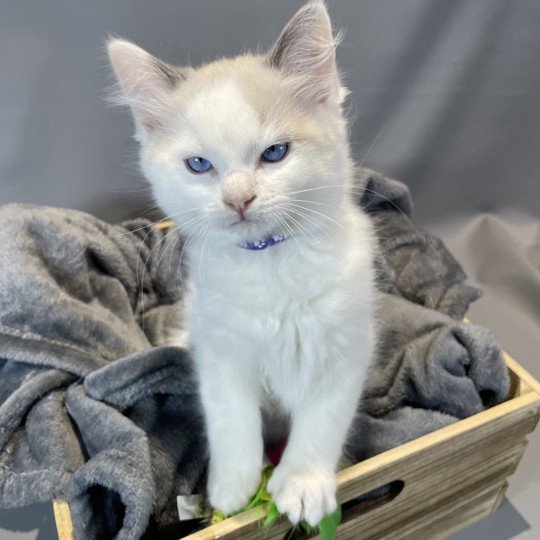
[108,1,351,246]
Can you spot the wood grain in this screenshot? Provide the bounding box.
[53,500,75,540]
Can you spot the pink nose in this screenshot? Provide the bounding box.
[223,194,257,216]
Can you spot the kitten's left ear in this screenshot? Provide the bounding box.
[268,0,345,104]
[107,39,190,141]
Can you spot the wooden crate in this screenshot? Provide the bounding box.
[53,352,540,540]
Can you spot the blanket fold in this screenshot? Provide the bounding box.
[366,294,508,419]
[0,170,509,539]
[356,168,483,318]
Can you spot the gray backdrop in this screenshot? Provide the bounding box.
[1,1,539,539]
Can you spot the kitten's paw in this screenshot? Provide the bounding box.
[208,463,262,514]
[267,465,337,526]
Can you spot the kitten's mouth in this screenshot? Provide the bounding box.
[230,217,251,226]
[227,214,262,228]
[224,214,282,244]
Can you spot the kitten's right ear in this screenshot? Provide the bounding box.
[107,39,189,141]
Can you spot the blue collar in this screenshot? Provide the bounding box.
[238,234,288,251]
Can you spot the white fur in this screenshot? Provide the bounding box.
[189,208,374,524]
[108,0,375,526]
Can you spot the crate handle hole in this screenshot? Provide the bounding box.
[282,480,404,539]
[341,479,404,524]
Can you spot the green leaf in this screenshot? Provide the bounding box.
[264,502,281,527]
[317,505,342,540]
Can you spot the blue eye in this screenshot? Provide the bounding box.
[261,143,289,163]
[185,156,213,173]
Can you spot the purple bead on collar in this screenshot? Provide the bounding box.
[239,234,288,250]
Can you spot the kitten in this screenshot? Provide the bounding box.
[108,0,375,527]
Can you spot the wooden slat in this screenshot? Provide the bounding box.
[503,351,540,395]
[400,481,508,540]
[338,480,505,540]
[155,219,175,230]
[490,480,509,514]
[333,443,526,539]
[53,500,75,540]
[183,507,292,540]
[337,392,540,502]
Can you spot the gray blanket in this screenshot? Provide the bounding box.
[0,170,509,539]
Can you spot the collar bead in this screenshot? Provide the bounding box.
[238,234,287,251]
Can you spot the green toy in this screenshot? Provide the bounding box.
[210,467,342,540]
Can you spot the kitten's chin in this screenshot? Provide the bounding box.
[214,216,280,244]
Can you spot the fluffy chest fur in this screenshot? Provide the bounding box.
[186,207,375,410]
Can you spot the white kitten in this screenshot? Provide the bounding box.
[108,0,375,526]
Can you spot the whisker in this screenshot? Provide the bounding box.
[273,209,301,249]
[135,222,165,296]
[138,222,187,330]
[102,185,154,194]
[176,216,206,290]
[198,224,210,293]
[166,228,185,277]
[279,204,330,240]
[112,206,201,237]
[358,119,391,168]
[154,226,182,274]
[360,187,417,235]
[140,213,202,296]
[288,198,333,209]
[139,222,186,280]
[288,183,417,235]
[282,210,320,242]
[286,202,346,232]
[262,210,295,247]
[288,184,343,196]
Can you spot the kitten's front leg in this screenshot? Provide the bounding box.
[268,355,366,526]
[197,346,264,514]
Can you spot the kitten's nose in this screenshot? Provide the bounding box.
[223,194,257,216]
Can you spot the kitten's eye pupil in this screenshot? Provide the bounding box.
[261,143,289,163]
[185,156,213,173]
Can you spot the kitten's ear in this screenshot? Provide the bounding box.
[268,1,344,104]
[107,39,189,141]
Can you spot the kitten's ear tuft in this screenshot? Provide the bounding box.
[107,39,189,141]
[268,1,344,104]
